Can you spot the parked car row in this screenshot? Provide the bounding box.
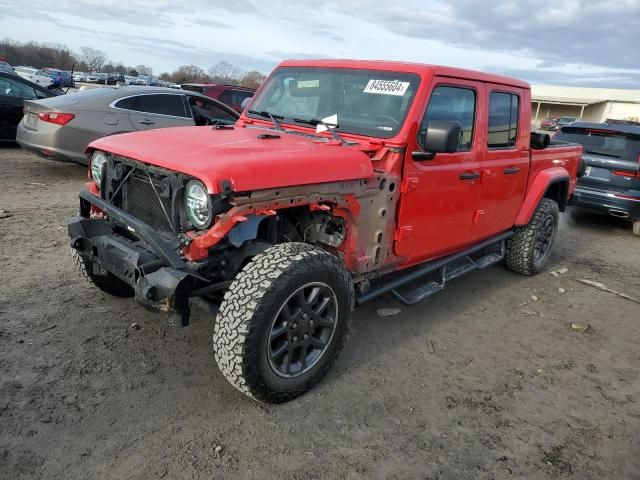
[13,66,54,87]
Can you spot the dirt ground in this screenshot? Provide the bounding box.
[1,145,639,480]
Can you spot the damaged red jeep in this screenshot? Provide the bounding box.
[68,60,582,402]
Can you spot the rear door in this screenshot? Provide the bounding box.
[114,93,193,131]
[395,80,483,260]
[473,88,529,235]
[555,126,640,194]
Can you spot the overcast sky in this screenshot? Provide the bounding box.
[1,0,639,87]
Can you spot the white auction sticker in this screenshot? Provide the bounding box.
[363,79,410,96]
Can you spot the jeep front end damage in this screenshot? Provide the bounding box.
[69,203,211,327]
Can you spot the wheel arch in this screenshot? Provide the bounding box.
[515,167,570,226]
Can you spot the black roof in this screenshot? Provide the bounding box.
[562,121,640,135]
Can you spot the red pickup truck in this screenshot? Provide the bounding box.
[68,60,582,402]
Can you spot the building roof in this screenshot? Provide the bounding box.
[532,85,640,104]
[532,95,607,106]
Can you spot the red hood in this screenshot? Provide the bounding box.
[88,126,373,193]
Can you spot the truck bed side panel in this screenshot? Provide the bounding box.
[515,143,582,225]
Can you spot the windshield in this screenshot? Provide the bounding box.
[247,67,420,138]
[555,127,640,161]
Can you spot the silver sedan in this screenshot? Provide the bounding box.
[16,86,239,165]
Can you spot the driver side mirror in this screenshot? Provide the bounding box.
[412,120,462,161]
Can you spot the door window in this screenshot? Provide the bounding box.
[488,92,519,148]
[187,96,237,125]
[0,77,37,99]
[418,86,476,151]
[115,94,187,117]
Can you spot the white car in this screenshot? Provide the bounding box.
[13,66,53,87]
[73,72,88,82]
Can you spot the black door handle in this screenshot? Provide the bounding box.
[504,167,520,175]
[138,120,155,125]
[459,171,480,180]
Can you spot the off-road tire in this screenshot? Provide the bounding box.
[506,198,559,276]
[71,247,134,297]
[633,220,640,237]
[213,242,354,403]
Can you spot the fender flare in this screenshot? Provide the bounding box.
[515,167,569,226]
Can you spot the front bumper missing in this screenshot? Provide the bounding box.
[69,195,208,326]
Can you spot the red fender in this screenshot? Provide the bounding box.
[514,167,569,225]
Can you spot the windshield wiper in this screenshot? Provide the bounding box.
[248,110,283,131]
[293,117,347,144]
[584,149,621,158]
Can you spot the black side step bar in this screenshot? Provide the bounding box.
[356,231,514,306]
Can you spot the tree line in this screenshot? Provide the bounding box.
[0,39,267,89]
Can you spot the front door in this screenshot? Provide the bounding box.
[395,80,484,262]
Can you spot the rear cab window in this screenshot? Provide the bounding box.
[488,92,520,149]
[418,85,476,151]
[115,94,188,117]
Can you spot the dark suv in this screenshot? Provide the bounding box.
[555,122,640,235]
[180,84,254,112]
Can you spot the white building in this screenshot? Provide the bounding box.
[531,85,640,126]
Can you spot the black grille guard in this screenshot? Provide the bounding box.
[79,190,206,281]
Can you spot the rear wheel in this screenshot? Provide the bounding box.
[71,248,134,297]
[506,198,559,276]
[213,243,354,403]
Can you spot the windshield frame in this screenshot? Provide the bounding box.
[246,66,421,139]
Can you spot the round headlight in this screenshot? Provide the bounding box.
[185,180,212,229]
[91,151,107,186]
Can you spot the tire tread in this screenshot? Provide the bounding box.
[213,242,353,403]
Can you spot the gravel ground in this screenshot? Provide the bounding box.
[1,145,639,480]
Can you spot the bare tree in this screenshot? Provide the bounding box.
[208,61,243,85]
[79,46,107,72]
[240,70,266,89]
[135,64,153,76]
[171,64,209,84]
[0,38,80,70]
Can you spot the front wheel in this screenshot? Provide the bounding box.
[506,198,559,276]
[213,243,354,403]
